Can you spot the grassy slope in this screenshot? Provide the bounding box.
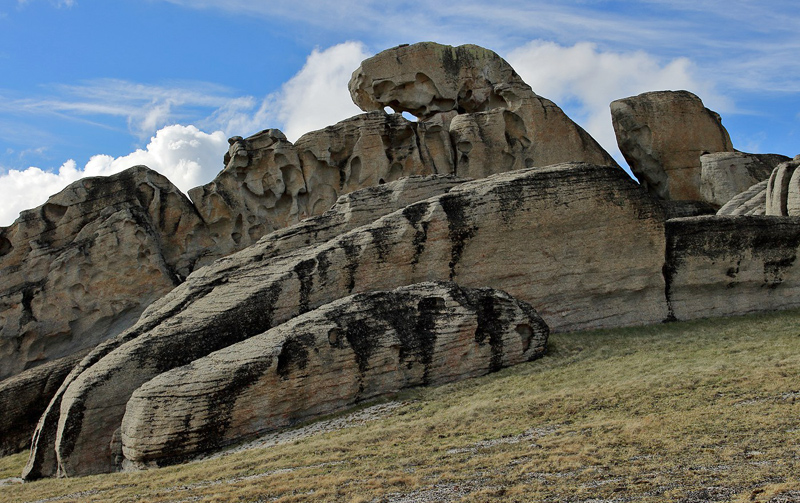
[1,310,799,503]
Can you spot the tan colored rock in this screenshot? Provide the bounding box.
[349,42,532,119]
[23,173,467,480]
[350,42,619,172]
[717,180,769,216]
[0,166,210,380]
[700,152,790,208]
[294,112,437,217]
[766,159,800,216]
[38,163,666,477]
[189,129,307,265]
[120,282,548,467]
[611,90,734,201]
[0,351,86,456]
[664,216,800,321]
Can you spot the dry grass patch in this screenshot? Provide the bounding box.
[1,309,799,502]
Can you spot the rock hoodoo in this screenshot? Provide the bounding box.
[120,282,548,468]
[611,90,734,201]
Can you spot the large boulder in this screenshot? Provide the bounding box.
[0,166,211,380]
[765,157,800,216]
[120,282,548,468]
[23,173,467,480]
[28,163,667,477]
[349,42,619,172]
[700,152,790,208]
[611,90,734,201]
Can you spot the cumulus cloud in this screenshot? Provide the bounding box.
[0,125,227,226]
[506,41,728,165]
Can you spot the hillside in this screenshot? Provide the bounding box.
[2,309,798,502]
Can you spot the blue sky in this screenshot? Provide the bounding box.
[0,0,798,225]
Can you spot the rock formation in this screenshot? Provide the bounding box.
[120,282,548,468]
[611,90,734,201]
[0,166,211,380]
[766,157,800,216]
[700,152,790,209]
[350,42,619,172]
[28,162,666,478]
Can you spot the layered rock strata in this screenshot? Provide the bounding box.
[664,216,800,321]
[766,157,800,216]
[717,181,769,216]
[0,166,211,380]
[611,90,734,201]
[700,152,790,209]
[120,282,548,468]
[27,162,667,478]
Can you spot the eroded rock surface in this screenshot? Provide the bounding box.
[32,163,666,477]
[611,91,734,201]
[664,216,800,321]
[717,180,769,216]
[120,282,548,468]
[0,166,210,380]
[350,42,619,172]
[700,152,790,208]
[766,158,800,216]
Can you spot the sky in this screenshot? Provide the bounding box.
[0,0,798,226]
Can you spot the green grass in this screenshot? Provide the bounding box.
[2,309,799,502]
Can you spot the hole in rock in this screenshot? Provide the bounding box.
[328,328,341,346]
[516,324,533,353]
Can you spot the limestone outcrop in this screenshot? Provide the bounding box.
[0,166,211,380]
[28,163,667,477]
[120,282,548,468]
[611,90,734,201]
[350,42,619,172]
[700,152,790,208]
[766,157,800,216]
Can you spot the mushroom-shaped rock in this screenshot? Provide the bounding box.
[120,282,548,468]
[349,42,532,118]
[611,90,734,201]
[700,152,790,209]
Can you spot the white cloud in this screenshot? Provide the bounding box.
[506,41,728,165]
[276,42,370,141]
[0,125,227,226]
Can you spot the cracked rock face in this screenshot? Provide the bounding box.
[766,158,800,216]
[27,163,666,478]
[120,282,548,468]
[0,166,211,381]
[611,90,734,201]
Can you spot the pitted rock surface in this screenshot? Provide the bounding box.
[611,90,734,201]
[700,152,790,208]
[0,166,211,380]
[349,42,619,171]
[120,282,548,468]
[32,163,666,477]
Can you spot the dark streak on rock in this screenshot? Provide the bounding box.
[440,193,477,280]
[340,237,362,293]
[294,258,317,314]
[403,202,431,265]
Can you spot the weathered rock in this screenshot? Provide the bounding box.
[0,166,211,380]
[188,129,307,265]
[38,163,666,477]
[611,91,734,201]
[717,180,769,216]
[0,351,86,456]
[700,152,790,208]
[766,159,800,216]
[350,42,619,172]
[349,42,532,119]
[664,216,800,321]
[23,173,467,479]
[294,112,444,217]
[120,282,548,467]
[659,201,717,220]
